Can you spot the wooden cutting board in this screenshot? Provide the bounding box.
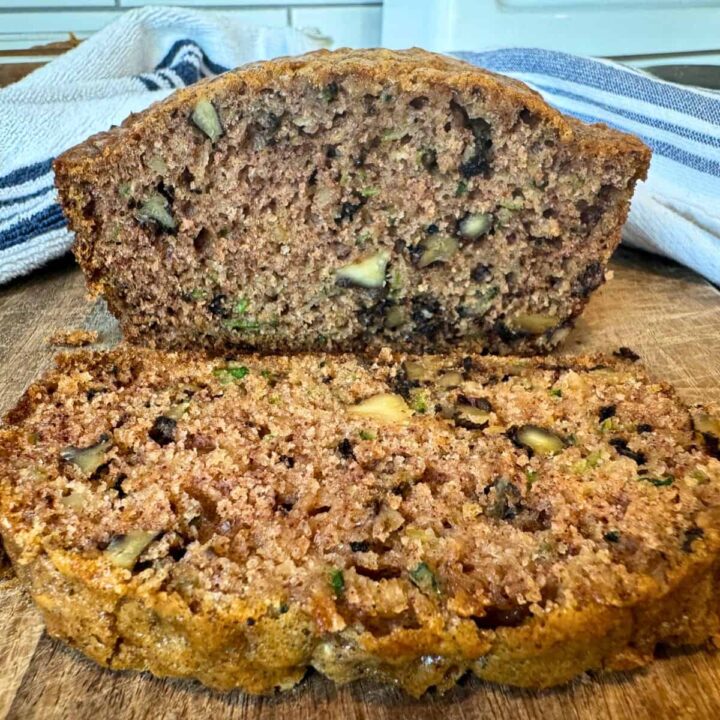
[1,248,719,720]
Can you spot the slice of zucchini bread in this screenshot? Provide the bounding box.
[55,48,650,355]
[2,346,719,696]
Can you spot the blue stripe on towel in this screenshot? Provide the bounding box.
[137,74,161,91]
[0,159,53,190]
[156,69,178,89]
[521,84,720,175]
[155,39,228,81]
[134,40,227,91]
[200,50,227,77]
[157,39,227,76]
[0,204,66,251]
[0,185,52,209]
[171,60,202,86]
[157,39,197,70]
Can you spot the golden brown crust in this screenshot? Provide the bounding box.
[1,346,719,696]
[55,48,649,173]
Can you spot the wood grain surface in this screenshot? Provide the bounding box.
[1,248,719,720]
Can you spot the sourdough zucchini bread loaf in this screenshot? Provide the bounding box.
[55,48,650,355]
[2,346,719,695]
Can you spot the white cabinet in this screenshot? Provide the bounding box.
[382,0,720,61]
[0,2,383,57]
[291,5,382,49]
[2,1,718,64]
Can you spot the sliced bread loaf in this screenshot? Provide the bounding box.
[55,48,650,355]
[2,346,719,695]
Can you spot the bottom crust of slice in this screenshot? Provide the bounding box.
[8,544,720,695]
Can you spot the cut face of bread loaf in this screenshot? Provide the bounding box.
[55,48,650,355]
[2,347,719,695]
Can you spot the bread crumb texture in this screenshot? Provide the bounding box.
[1,346,719,696]
[54,48,650,356]
[48,329,100,348]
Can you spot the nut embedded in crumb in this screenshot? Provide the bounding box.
[48,328,100,347]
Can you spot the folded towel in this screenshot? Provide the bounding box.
[1,13,718,286]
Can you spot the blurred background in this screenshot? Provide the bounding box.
[1,1,720,87]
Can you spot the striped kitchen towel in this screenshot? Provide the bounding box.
[2,16,719,287]
[0,6,320,285]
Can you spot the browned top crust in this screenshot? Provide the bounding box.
[54,47,650,271]
[56,47,649,171]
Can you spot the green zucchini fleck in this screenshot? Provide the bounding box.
[224,318,261,332]
[409,562,439,594]
[409,390,429,414]
[233,298,249,315]
[213,366,249,382]
[330,569,345,596]
[639,475,674,487]
[223,299,260,332]
[525,469,538,491]
[599,417,617,433]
